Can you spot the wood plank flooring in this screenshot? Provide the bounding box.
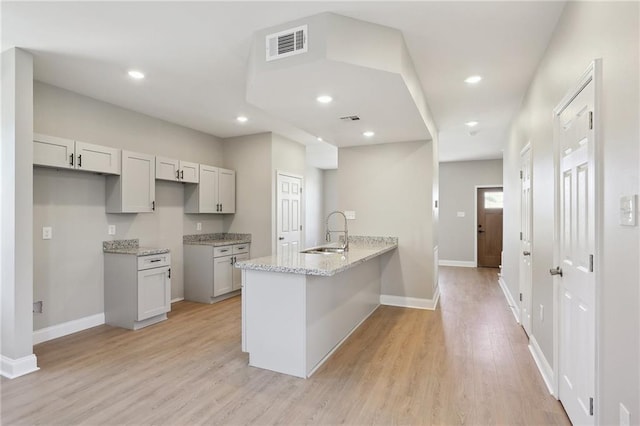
[1,267,570,425]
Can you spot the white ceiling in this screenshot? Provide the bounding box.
[2,1,565,166]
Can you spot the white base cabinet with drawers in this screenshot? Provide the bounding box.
[104,253,171,330]
[184,243,250,303]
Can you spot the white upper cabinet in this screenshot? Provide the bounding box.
[155,156,180,181]
[106,150,156,213]
[179,161,199,183]
[218,168,236,214]
[155,157,199,183]
[184,165,235,214]
[33,133,120,175]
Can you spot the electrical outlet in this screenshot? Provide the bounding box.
[33,301,43,313]
[196,222,202,231]
[42,226,52,240]
[620,403,630,426]
[457,211,466,217]
[539,304,544,322]
[108,225,116,235]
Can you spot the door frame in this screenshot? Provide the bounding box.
[551,60,602,420]
[519,142,533,333]
[274,170,304,254]
[474,184,504,267]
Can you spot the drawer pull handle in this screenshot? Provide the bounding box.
[220,249,229,252]
[150,259,161,263]
[70,153,74,166]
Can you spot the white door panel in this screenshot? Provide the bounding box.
[277,173,302,253]
[520,145,533,336]
[556,77,595,426]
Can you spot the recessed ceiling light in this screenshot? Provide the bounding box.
[316,95,333,104]
[128,70,145,80]
[236,116,248,123]
[464,75,482,84]
[363,131,375,137]
[317,137,323,142]
[465,121,479,127]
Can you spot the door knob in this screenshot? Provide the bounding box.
[523,251,531,256]
[549,266,563,277]
[278,237,284,240]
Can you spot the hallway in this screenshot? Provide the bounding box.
[1,267,569,425]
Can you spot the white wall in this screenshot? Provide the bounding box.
[439,159,503,263]
[304,165,324,248]
[33,82,226,328]
[336,140,436,301]
[503,2,639,422]
[1,48,37,376]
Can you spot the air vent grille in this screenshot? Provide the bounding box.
[266,25,308,61]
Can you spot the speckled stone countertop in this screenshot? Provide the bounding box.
[103,239,170,256]
[235,236,397,277]
[183,233,251,246]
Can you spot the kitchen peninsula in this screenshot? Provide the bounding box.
[236,236,397,378]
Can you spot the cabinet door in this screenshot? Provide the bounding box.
[179,161,199,183]
[75,140,120,174]
[137,267,170,321]
[232,252,249,291]
[213,255,233,296]
[218,168,236,213]
[33,133,74,169]
[198,165,219,213]
[122,150,156,212]
[156,156,180,181]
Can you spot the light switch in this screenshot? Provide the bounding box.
[620,195,637,226]
[457,211,466,217]
[108,225,116,235]
[196,222,202,231]
[344,210,356,220]
[42,226,52,240]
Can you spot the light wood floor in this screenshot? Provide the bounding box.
[1,267,569,425]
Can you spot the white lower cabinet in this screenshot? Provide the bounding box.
[105,252,171,330]
[184,243,250,303]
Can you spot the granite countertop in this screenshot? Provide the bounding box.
[234,236,397,277]
[103,239,170,256]
[183,233,251,246]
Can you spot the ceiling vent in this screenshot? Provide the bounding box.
[340,115,360,121]
[266,25,308,62]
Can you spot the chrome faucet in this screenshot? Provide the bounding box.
[325,210,349,251]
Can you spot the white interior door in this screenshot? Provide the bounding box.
[520,145,533,336]
[276,172,302,254]
[556,76,596,426]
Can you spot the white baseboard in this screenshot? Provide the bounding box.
[439,259,476,268]
[528,335,555,396]
[171,297,184,304]
[33,313,105,345]
[498,276,520,323]
[1,354,39,379]
[381,287,440,310]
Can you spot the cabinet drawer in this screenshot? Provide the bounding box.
[233,244,249,254]
[138,253,171,270]
[213,246,233,257]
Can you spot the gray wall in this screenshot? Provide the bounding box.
[33,82,226,329]
[336,140,436,300]
[304,165,324,248]
[222,133,272,258]
[502,2,639,422]
[439,159,503,263]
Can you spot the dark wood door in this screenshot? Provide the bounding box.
[477,187,503,268]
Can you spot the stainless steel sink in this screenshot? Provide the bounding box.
[301,247,346,255]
